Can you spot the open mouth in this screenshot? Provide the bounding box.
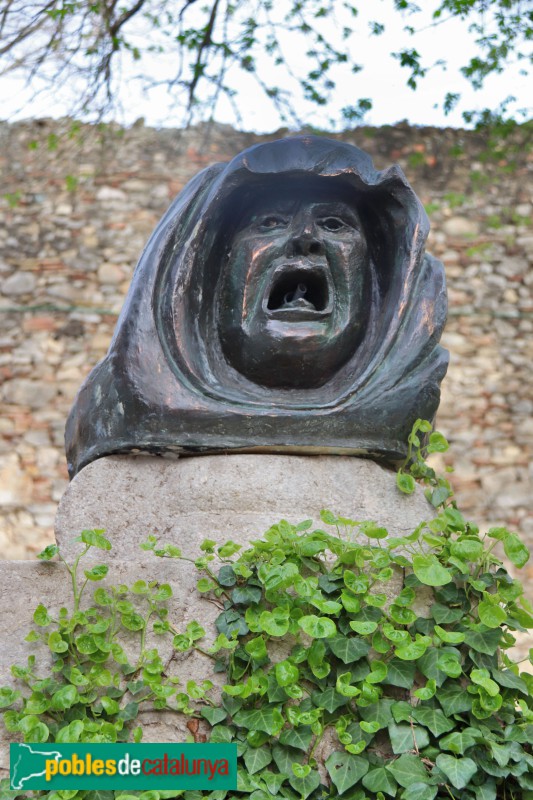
[265,265,332,320]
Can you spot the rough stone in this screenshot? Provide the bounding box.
[56,454,434,563]
[1,271,36,296]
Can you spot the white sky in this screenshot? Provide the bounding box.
[1,0,530,132]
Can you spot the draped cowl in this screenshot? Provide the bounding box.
[65,135,448,478]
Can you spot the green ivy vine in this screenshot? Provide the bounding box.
[1,422,532,800]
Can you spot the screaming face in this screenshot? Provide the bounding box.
[217,178,370,389]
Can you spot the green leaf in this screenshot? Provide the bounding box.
[349,620,378,635]
[478,601,507,627]
[412,555,452,586]
[200,706,227,726]
[279,726,313,751]
[401,783,438,800]
[244,636,268,661]
[431,603,463,624]
[243,746,272,774]
[414,679,436,700]
[50,685,78,710]
[435,754,477,790]
[383,658,415,689]
[233,705,284,735]
[437,680,473,714]
[385,754,428,788]
[397,472,416,494]
[298,614,337,639]
[450,537,483,561]
[48,631,68,653]
[440,729,480,755]
[464,628,502,655]
[395,640,429,661]
[491,668,528,694]
[311,687,348,713]
[389,605,417,625]
[259,609,289,637]
[121,612,145,631]
[358,699,395,728]
[0,687,20,708]
[504,533,529,567]
[79,529,111,550]
[433,625,465,644]
[33,604,52,627]
[411,706,454,736]
[473,779,497,800]
[328,636,369,663]
[84,564,109,581]
[37,544,59,560]
[362,766,398,797]
[288,768,321,799]
[470,668,499,696]
[75,634,99,654]
[388,722,429,754]
[326,752,369,794]
[232,585,262,605]
[275,661,299,686]
[216,609,249,637]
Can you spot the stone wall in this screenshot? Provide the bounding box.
[0,119,532,571]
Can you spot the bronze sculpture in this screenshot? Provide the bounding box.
[65,135,448,477]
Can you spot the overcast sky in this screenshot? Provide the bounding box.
[1,0,530,132]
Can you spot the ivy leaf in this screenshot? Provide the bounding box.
[397,472,416,494]
[504,533,529,568]
[401,783,438,800]
[412,555,452,586]
[279,726,313,751]
[216,609,249,637]
[439,729,480,755]
[233,705,284,735]
[33,604,52,627]
[385,754,428,788]
[395,640,428,661]
[298,615,336,638]
[478,601,507,628]
[388,722,429,754]
[201,706,227,726]
[411,706,455,736]
[464,628,502,655]
[37,544,59,560]
[359,699,395,728]
[272,743,302,775]
[311,687,348,713]
[328,636,369,663]
[473,779,497,800]
[50,685,78,710]
[362,766,398,796]
[243,746,272,775]
[79,529,111,550]
[326,752,369,794]
[289,768,321,799]
[491,669,528,694]
[435,754,478,790]
[84,564,109,581]
[232,585,262,605]
[383,658,415,689]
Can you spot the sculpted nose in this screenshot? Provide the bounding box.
[286,221,325,258]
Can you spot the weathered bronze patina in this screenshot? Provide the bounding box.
[65,135,448,477]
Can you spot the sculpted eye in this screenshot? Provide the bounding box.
[318,216,348,232]
[259,215,287,230]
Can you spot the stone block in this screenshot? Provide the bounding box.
[55,454,435,564]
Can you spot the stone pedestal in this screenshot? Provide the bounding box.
[0,454,434,776]
[55,454,433,562]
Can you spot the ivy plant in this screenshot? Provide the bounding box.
[1,422,533,800]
